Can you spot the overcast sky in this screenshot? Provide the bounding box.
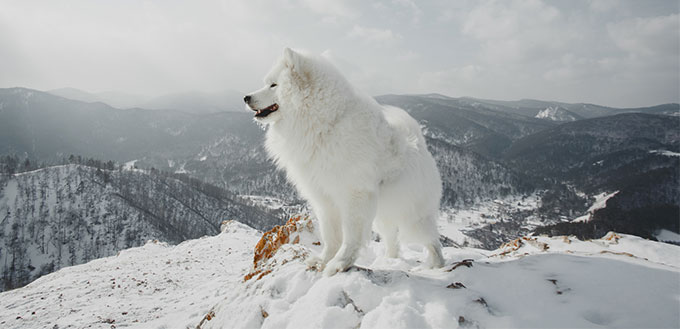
[1,0,678,107]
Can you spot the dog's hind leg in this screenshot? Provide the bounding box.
[374,217,399,258]
[323,190,377,276]
[402,213,445,268]
[425,240,445,268]
[420,214,445,268]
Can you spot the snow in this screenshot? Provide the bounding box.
[655,229,680,244]
[650,149,680,157]
[2,215,678,329]
[535,106,576,122]
[123,159,138,170]
[439,193,542,247]
[1,179,18,205]
[201,229,680,329]
[175,162,188,174]
[572,191,618,223]
[0,221,259,329]
[240,195,308,220]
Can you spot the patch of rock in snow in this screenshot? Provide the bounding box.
[1,218,679,329]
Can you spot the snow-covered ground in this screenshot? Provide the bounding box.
[2,217,678,329]
[122,159,138,170]
[0,222,260,329]
[439,193,542,247]
[650,149,680,157]
[240,195,308,220]
[655,229,680,244]
[572,191,618,223]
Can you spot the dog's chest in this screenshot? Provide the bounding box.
[266,124,381,186]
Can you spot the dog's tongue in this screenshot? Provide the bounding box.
[255,104,279,118]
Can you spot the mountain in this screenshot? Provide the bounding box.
[377,94,556,158]
[504,113,680,184]
[0,88,265,167]
[48,87,148,109]
[377,94,679,244]
[47,87,104,104]
[0,88,535,207]
[504,113,680,240]
[142,90,246,114]
[457,97,680,119]
[0,162,280,291]
[48,87,245,114]
[0,220,678,328]
[2,87,678,256]
[427,138,533,208]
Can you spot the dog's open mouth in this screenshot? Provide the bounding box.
[254,103,279,118]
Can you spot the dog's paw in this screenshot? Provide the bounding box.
[322,258,352,277]
[412,260,444,272]
[305,254,324,271]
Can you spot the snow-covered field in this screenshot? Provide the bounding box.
[1,217,678,329]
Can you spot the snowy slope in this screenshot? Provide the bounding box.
[1,217,679,329]
[0,164,278,291]
[0,221,260,329]
[572,191,619,223]
[534,106,580,122]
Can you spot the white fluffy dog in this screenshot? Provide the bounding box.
[245,48,444,276]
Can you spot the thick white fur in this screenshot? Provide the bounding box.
[246,48,444,276]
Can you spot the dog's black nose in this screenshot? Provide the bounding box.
[244,95,251,104]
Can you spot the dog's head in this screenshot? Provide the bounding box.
[244,48,325,125]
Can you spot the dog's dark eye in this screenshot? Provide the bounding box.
[270,83,277,88]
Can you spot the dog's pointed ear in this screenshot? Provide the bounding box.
[283,48,298,69]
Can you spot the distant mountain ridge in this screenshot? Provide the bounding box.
[453,96,680,118]
[48,87,148,109]
[47,87,245,114]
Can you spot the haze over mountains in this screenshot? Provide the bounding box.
[47,87,246,114]
[0,86,678,290]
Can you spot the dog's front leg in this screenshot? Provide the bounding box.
[305,194,342,270]
[323,190,377,276]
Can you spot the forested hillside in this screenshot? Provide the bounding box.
[0,160,279,291]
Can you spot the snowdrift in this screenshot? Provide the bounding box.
[201,221,680,329]
[1,218,678,329]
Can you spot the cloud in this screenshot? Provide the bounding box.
[0,0,676,107]
[588,0,619,13]
[607,14,679,58]
[298,0,360,20]
[391,0,423,25]
[462,0,566,64]
[347,25,401,44]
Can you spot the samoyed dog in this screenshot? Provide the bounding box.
[245,48,444,276]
